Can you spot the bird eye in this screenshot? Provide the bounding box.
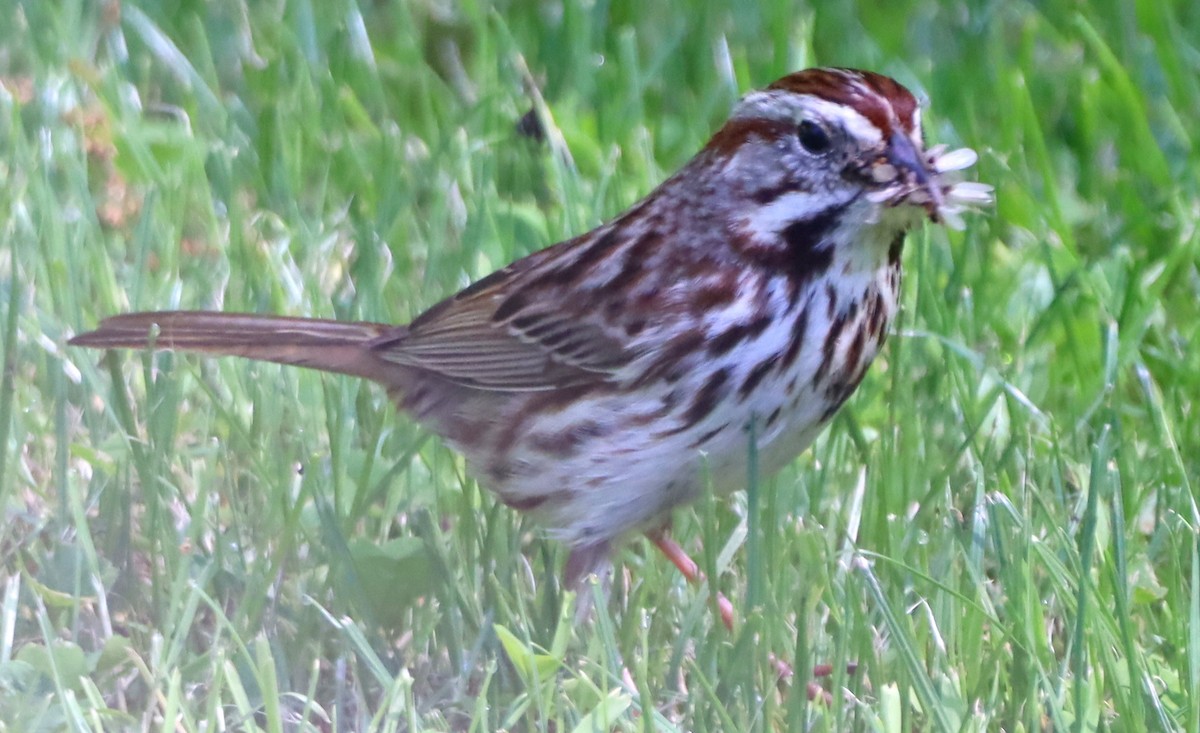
[797,120,832,155]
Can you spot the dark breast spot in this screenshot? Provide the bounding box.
[739,353,780,400]
[660,367,731,436]
[527,420,610,458]
[867,289,888,339]
[813,310,849,384]
[690,277,739,314]
[683,368,731,427]
[689,422,730,449]
[633,331,706,387]
[708,314,772,357]
[496,383,604,453]
[844,322,866,377]
[780,305,810,370]
[820,368,869,423]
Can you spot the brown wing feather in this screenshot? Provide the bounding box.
[371,230,634,392]
[73,227,642,394]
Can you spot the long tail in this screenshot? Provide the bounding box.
[69,311,406,385]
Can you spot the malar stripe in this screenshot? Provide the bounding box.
[779,210,838,282]
[738,208,838,284]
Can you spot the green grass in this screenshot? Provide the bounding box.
[2,0,1198,730]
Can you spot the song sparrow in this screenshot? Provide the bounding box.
[71,68,990,595]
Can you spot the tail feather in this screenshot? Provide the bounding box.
[69,311,406,385]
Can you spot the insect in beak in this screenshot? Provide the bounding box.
[885,131,944,220]
[866,133,991,229]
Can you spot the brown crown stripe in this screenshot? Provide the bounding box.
[767,68,917,139]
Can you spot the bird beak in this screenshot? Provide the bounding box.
[883,131,944,220]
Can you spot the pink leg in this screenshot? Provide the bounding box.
[648,530,735,631]
[648,530,855,700]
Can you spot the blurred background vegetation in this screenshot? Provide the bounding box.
[1,0,1197,730]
